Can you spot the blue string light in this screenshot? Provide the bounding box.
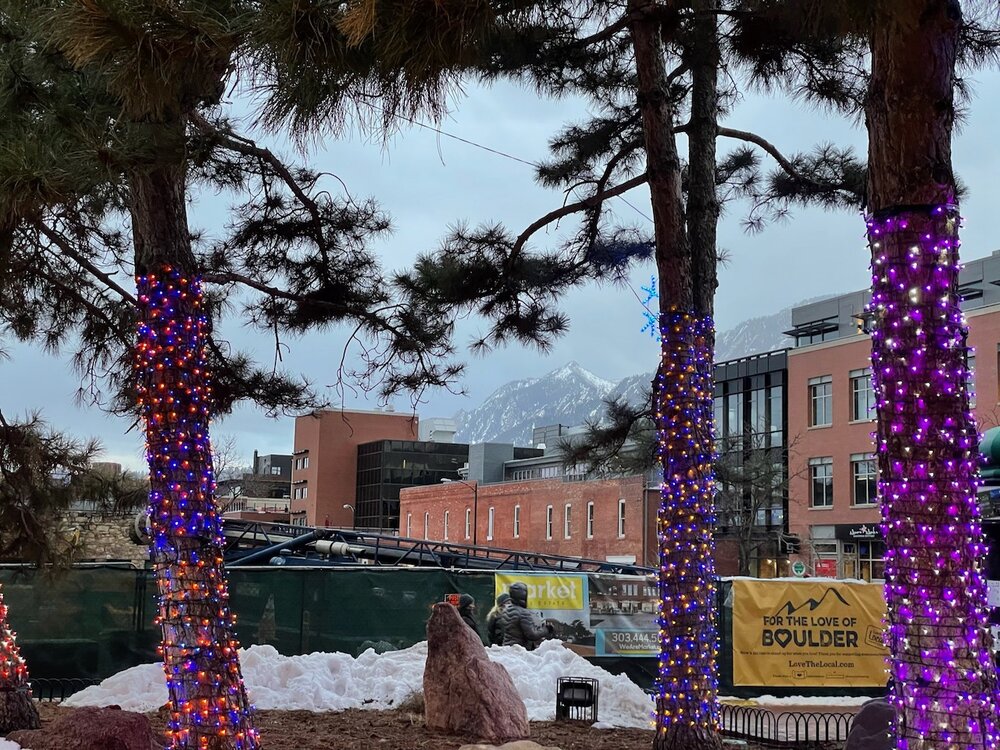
[136,267,260,750]
[653,309,720,744]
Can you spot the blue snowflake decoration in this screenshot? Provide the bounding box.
[640,276,661,342]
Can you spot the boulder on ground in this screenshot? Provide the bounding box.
[844,699,896,750]
[424,602,529,743]
[7,705,162,750]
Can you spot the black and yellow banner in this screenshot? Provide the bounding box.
[732,579,888,687]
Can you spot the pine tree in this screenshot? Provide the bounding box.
[729,2,1000,745]
[0,3,478,747]
[0,410,104,566]
[866,2,998,746]
[379,3,861,747]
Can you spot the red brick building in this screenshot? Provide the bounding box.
[291,409,418,527]
[786,259,1000,580]
[398,475,659,566]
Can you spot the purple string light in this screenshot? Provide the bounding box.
[653,309,720,745]
[867,205,998,749]
[136,267,260,750]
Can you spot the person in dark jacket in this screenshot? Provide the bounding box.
[485,592,512,646]
[502,582,553,650]
[457,593,481,638]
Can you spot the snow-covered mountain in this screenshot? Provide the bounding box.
[454,362,616,445]
[715,308,793,361]
[454,298,834,445]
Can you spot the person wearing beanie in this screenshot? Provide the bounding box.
[485,592,512,646]
[501,582,553,650]
[456,593,481,638]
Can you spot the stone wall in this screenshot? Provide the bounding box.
[60,511,148,567]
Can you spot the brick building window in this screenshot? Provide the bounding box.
[513,505,520,538]
[850,368,874,421]
[423,512,429,540]
[851,453,877,506]
[406,512,412,537]
[809,375,833,426]
[586,502,594,538]
[617,499,626,537]
[443,511,450,540]
[809,457,834,507]
[564,504,572,539]
[465,508,471,540]
[545,505,553,540]
[487,507,495,541]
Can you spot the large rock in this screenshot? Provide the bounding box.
[844,699,896,750]
[424,602,530,743]
[7,705,162,750]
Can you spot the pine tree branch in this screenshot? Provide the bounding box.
[717,127,812,183]
[716,126,848,193]
[32,220,137,305]
[200,269,412,340]
[583,140,644,245]
[574,14,634,47]
[189,111,329,255]
[512,172,649,261]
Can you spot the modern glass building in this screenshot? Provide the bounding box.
[355,440,470,530]
[712,350,790,577]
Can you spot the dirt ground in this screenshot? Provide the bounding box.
[36,702,660,750]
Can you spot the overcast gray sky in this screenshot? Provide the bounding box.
[6,69,1000,472]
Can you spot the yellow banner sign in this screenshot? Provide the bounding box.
[732,579,888,687]
[494,573,586,611]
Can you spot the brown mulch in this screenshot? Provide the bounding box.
[32,703,661,750]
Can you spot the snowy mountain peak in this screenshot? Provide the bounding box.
[453,297,826,445]
[548,361,615,391]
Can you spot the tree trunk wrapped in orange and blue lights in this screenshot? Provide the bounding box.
[653,310,720,750]
[867,207,998,749]
[136,267,260,750]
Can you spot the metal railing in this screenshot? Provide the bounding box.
[223,519,655,575]
[720,704,855,748]
[31,678,101,703]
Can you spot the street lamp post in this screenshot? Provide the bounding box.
[441,478,478,547]
[342,504,355,529]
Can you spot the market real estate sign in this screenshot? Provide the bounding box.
[731,579,888,687]
[494,572,590,628]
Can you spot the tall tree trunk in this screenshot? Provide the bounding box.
[866,2,998,747]
[131,120,260,750]
[630,1,721,748]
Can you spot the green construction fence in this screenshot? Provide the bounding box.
[0,566,881,699]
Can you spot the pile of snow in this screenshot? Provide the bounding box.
[65,639,655,728]
[0,645,870,750]
[724,694,871,707]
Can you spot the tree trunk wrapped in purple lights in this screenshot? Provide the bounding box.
[865,2,998,748]
[136,267,260,750]
[867,208,997,748]
[653,310,720,750]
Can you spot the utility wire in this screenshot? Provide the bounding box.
[379,105,653,224]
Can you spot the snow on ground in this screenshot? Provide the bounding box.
[65,639,656,728]
[0,643,871,750]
